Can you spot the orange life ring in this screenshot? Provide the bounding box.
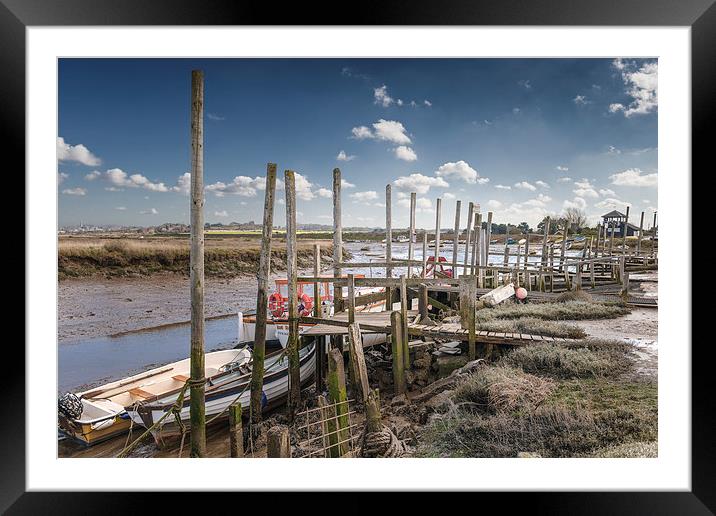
[268,292,285,318]
[298,293,313,317]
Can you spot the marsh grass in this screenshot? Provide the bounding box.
[502,340,633,379]
[475,301,630,322]
[477,317,586,339]
[452,365,556,413]
[58,238,343,279]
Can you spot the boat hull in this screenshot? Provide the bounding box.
[129,344,317,446]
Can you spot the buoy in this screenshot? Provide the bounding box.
[298,292,313,317]
[269,292,285,318]
[515,287,528,300]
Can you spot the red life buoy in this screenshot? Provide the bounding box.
[298,293,313,317]
[268,292,285,318]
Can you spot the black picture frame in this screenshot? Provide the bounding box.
[6,0,708,511]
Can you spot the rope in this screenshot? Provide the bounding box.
[359,426,404,458]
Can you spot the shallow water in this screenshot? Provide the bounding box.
[58,315,242,393]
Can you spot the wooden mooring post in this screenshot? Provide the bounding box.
[485,211,493,267]
[408,192,416,277]
[475,213,483,288]
[637,211,645,255]
[229,402,244,458]
[433,198,442,277]
[400,275,410,369]
[463,202,474,276]
[390,311,406,394]
[285,170,301,421]
[452,200,461,277]
[541,216,550,266]
[622,206,630,254]
[327,347,349,457]
[333,168,343,312]
[189,70,206,458]
[385,185,393,309]
[472,211,481,273]
[249,163,277,423]
[459,275,477,361]
[422,231,428,279]
[267,426,291,458]
[348,322,370,404]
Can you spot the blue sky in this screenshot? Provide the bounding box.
[58,58,658,229]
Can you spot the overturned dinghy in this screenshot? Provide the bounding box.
[58,348,252,447]
[127,342,316,446]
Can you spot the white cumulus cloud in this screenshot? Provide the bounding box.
[394,146,418,162]
[435,160,487,184]
[336,150,356,161]
[393,173,449,194]
[610,168,657,187]
[62,187,86,196]
[514,181,536,191]
[350,119,412,145]
[57,137,101,166]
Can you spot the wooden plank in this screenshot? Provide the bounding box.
[347,322,371,403]
[285,170,301,420]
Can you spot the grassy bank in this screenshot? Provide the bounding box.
[415,340,657,458]
[58,237,347,279]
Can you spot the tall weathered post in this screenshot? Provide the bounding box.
[622,206,630,254]
[390,311,406,394]
[189,70,206,458]
[408,192,416,277]
[451,200,462,277]
[474,213,483,287]
[422,231,428,279]
[472,211,481,272]
[285,170,301,421]
[560,221,568,273]
[541,216,550,265]
[485,211,493,268]
[327,347,349,457]
[385,184,393,309]
[400,274,410,369]
[637,211,645,255]
[595,223,602,257]
[433,198,442,277]
[459,275,477,361]
[463,202,474,276]
[249,163,277,422]
[333,169,343,312]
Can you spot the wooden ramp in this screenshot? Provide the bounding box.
[406,321,580,346]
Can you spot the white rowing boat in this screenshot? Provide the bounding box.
[127,343,316,446]
[58,347,251,446]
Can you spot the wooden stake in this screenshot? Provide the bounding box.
[418,283,429,323]
[333,168,343,312]
[433,198,442,277]
[408,192,416,277]
[541,216,550,265]
[459,275,477,360]
[229,402,244,458]
[385,184,393,309]
[317,395,332,457]
[284,170,300,421]
[622,206,630,253]
[347,322,370,404]
[485,211,493,268]
[475,214,483,288]
[637,211,645,255]
[400,274,410,369]
[189,70,206,458]
[347,273,356,325]
[249,163,277,423]
[327,347,349,457]
[390,311,406,394]
[463,202,474,276]
[422,231,428,279]
[560,221,568,272]
[452,200,461,277]
[266,426,290,458]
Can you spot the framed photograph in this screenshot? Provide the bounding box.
[8,0,709,510]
